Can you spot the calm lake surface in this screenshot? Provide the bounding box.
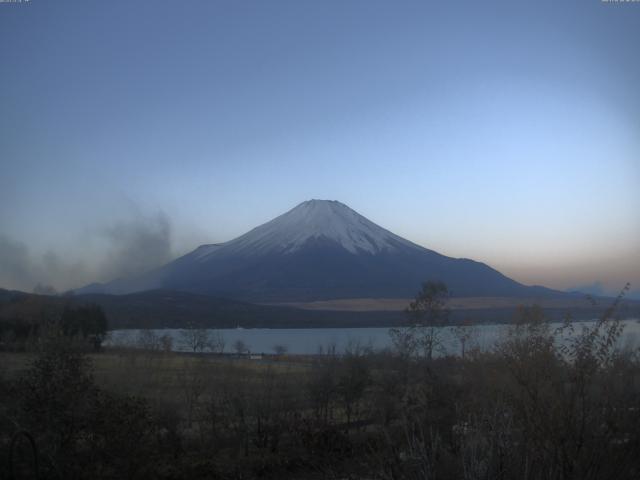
[108,319,640,356]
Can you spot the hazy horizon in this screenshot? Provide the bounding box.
[1,1,639,297]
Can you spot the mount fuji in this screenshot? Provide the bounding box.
[77,200,558,301]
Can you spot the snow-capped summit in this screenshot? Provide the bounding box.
[217,199,419,256]
[76,200,559,301]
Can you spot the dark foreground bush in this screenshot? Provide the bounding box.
[1,304,639,479]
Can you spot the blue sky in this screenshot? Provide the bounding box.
[1,0,639,295]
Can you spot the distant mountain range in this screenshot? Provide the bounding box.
[4,201,637,330]
[566,282,640,301]
[77,199,562,301]
[5,288,635,330]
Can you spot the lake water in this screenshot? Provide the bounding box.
[107,318,640,356]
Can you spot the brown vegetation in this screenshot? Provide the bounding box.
[0,286,639,479]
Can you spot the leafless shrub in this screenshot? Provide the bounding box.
[136,329,161,351]
[178,357,207,428]
[233,339,248,355]
[159,333,173,353]
[272,344,288,356]
[390,281,450,360]
[179,324,208,353]
[452,320,478,360]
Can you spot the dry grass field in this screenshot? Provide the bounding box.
[0,349,311,409]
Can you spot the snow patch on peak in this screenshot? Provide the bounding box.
[220,199,422,256]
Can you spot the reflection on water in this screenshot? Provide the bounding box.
[107,319,640,356]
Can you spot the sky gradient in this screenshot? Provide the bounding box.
[1,0,639,297]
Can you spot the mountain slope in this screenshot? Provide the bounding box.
[77,200,560,301]
[6,288,630,330]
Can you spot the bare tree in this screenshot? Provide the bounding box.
[210,330,225,354]
[405,281,450,360]
[273,344,288,356]
[233,339,248,355]
[159,334,173,353]
[389,325,419,358]
[180,323,211,353]
[492,288,635,480]
[136,330,160,351]
[452,320,477,359]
